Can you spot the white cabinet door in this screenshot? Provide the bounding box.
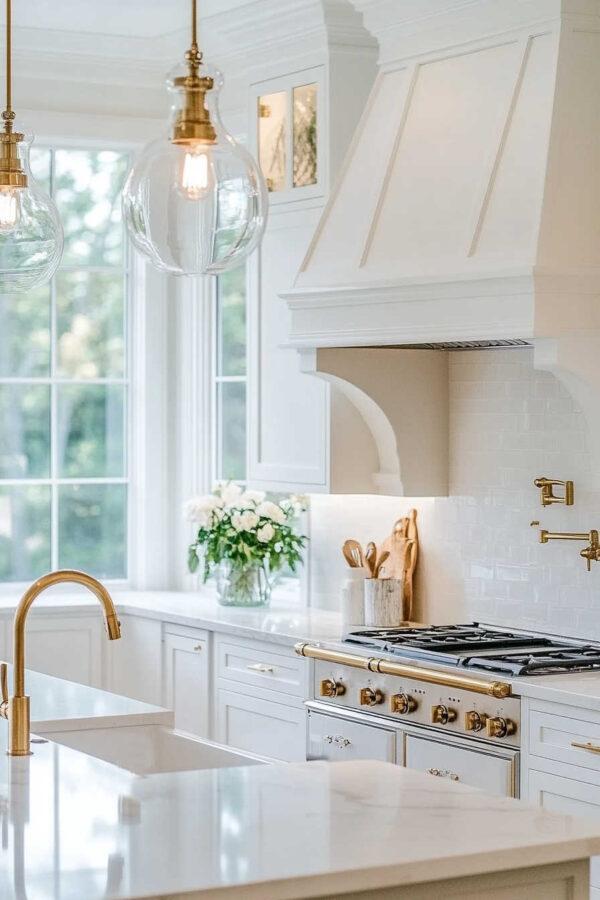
[405,734,517,798]
[248,205,330,491]
[106,614,162,705]
[215,687,305,761]
[307,709,395,762]
[528,768,600,891]
[7,613,104,687]
[163,629,210,737]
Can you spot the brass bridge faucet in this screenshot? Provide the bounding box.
[535,527,600,572]
[0,570,121,756]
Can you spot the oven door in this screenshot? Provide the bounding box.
[306,702,518,798]
[306,704,396,762]
[402,731,519,798]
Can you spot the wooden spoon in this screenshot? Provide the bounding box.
[374,549,390,579]
[365,541,378,578]
[342,539,362,568]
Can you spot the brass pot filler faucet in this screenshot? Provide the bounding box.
[0,570,121,756]
[532,477,600,571]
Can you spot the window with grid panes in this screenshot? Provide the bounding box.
[213,265,246,482]
[0,148,130,583]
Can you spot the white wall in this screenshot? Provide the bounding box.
[309,348,600,642]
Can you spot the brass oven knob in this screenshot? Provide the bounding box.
[360,687,384,706]
[320,678,345,698]
[486,716,517,739]
[464,710,488,733]
[390,693,418,715]
[430,704,458,725]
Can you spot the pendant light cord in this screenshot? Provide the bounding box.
[3,0,13,131]
[186,0,201,70]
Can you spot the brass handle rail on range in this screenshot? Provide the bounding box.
[294,643,512,700]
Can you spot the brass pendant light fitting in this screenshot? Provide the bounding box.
[171,0,217,146]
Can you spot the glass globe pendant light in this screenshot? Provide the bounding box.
[0,0,63,292]
[122,0,268,276]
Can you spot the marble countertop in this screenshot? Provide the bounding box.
[2,747,600,900]
[0,584,343,647]
[513,671,600,711]
[10,667,173,732]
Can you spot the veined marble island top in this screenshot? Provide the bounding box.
[1,746,600,900]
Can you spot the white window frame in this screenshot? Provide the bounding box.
[0,132,165,596]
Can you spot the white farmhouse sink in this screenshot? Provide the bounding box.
[38,724,270,775]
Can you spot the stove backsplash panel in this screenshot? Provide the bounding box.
[308,348,600,642]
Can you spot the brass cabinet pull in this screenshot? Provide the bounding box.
[247,662,274,674]
[571,740,600,754]
[427,767,459,781]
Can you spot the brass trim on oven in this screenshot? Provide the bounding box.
[294,643,512,699]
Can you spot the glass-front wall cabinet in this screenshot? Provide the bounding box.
[256,70,322,200]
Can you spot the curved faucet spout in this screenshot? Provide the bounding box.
[2,569,121,756]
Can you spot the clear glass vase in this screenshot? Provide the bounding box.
[216,560,272,608]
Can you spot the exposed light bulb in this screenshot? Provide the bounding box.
[0,187,19,232]
[181,148,210,199]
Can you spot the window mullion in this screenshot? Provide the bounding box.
[50,149,59,569]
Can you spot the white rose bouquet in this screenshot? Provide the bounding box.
[184,483,307,606]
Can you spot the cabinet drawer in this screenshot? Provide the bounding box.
[307,710,395,763]
[529,706,600,775]
[216,636,305,697]
[215,688,305,761]
[405,735,517,797]
[528,769,600,889]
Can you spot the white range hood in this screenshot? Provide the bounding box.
[281,0,600,494]
[284,0,600,347]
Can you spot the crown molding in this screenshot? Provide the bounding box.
[202,0,377,63]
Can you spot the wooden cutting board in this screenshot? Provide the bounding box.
[381,509,419,619]
[381,518,409,580]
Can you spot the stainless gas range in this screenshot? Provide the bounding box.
[296,623,600,798]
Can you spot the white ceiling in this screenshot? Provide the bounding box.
[13,0,253,39]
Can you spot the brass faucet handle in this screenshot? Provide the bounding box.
[534,476,574,507]
[0,662,8,719]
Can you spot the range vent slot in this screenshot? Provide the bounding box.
[380,340,532,352]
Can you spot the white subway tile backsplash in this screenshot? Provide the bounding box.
[308,348,600,641]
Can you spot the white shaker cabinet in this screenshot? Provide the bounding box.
[522,697,600,899]
[216,687,305,762]
[163,626,210,738]
[106,613,162,705]
[214,633,307,761]
[246,17,377,494]
[2,611,104,688]
[248,203,329,491]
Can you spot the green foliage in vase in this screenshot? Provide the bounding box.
[185,482,307,581]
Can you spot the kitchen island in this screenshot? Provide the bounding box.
[1,739,599,900]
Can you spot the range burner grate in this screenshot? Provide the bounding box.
[465,648,600,677]
[343,623,600,676]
